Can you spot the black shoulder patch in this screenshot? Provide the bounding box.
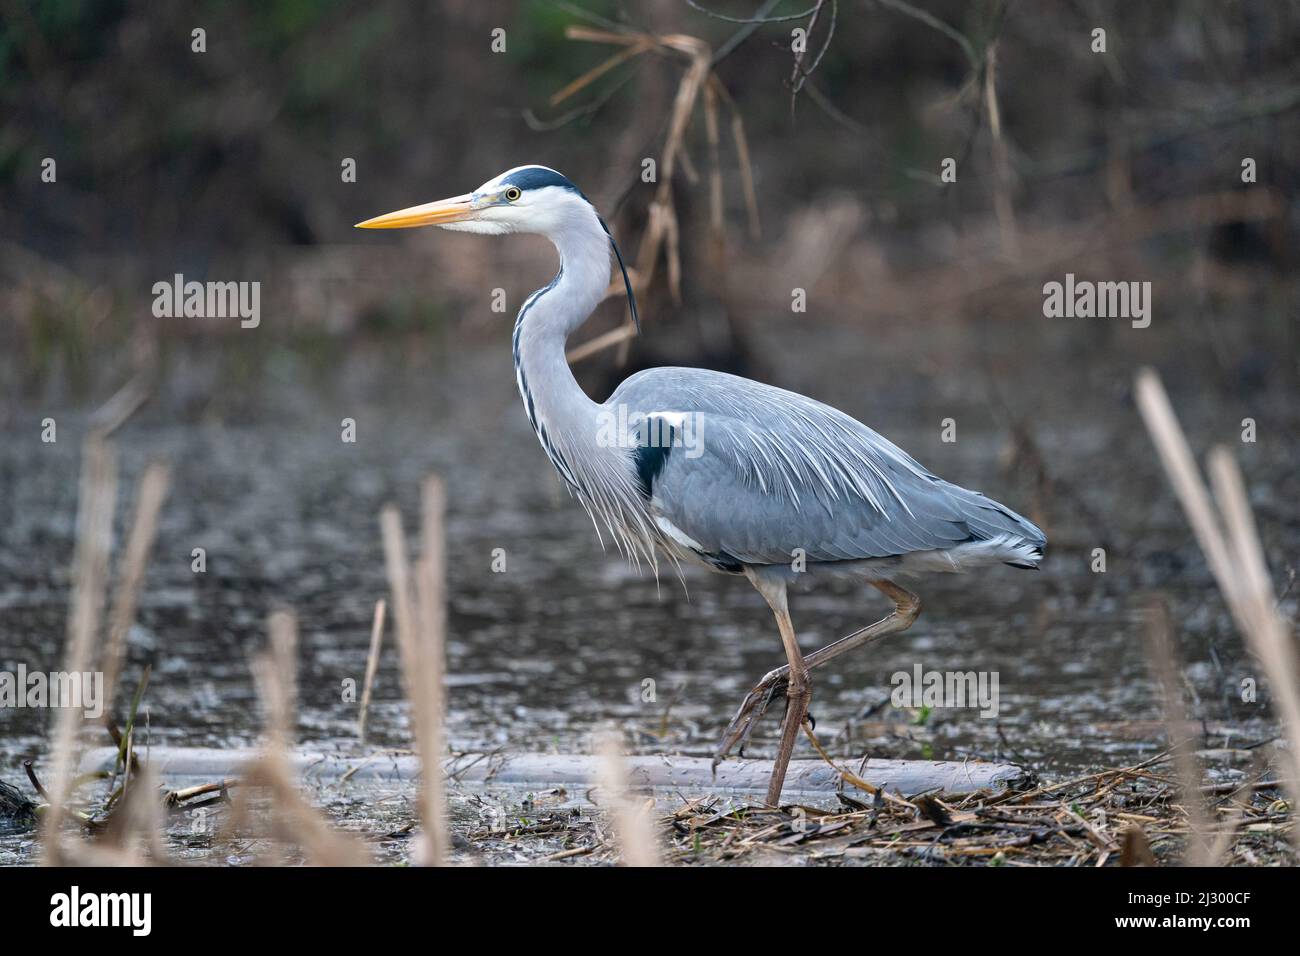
[633,443,671,500]
[632,417,680,499]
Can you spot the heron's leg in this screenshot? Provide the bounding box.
[742,570,809,806]
[714,579,920,767]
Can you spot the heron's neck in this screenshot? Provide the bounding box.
[512,214,612,482]
[511,211,662,567]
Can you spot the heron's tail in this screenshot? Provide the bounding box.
[953,487,1047,570]
[998,534,1046,570]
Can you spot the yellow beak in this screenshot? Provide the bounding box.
[354,193,476,229]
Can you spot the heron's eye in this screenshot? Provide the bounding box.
[504,186,522,202]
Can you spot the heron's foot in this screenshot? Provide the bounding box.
[711,666,791,768]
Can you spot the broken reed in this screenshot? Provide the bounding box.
[41,434,117,861]
[102,461,171,717]
[242,608,371,865]
[379,475,448,866]
[357,598,387,742]
[42,431,172,863]
[595,731,661,867]
[1136,367,1300,857]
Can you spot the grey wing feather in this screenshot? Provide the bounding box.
[607,367,1044,566]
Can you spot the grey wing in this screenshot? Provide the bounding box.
[608,367,1044,567]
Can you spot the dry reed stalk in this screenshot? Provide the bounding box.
[242,609,372,865]
[94,757,168,865]
[163,779,237,806]
[1120,825,1157,866]
[710,77,761,240]
[595,732,660,867]
[663,197,682,305]
[101,461,170,718]
[549,38,653,106]
[677,144,701,185]
[702,81,724,240]
[1134,371,1241,621]
[982,43,1019,258]
[42,433,118,863]
[1136,368,1300,856]
[228,748,371,866]
[357,598,387,742]
[1206,450,1300,821]
[639,34,710,308]
[1143,597,1216,865]
[559,27,759,363]
[564,305,641,363]
[262,609,298,747]
[416,475,448,865]
[379,484,448,866]
[87,372,151,437]
[592,275,643,369]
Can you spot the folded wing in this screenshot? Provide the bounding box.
[608,367,1044,567]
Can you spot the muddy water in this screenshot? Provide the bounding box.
[0,317,1292,862]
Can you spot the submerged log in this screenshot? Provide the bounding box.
[79,747,1029,797]
[449,753,1029,795]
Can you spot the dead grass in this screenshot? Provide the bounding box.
[461,750,1291,866]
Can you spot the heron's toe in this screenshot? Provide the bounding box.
[712,667,795,762]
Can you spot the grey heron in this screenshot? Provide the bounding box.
[357,165,1046,804]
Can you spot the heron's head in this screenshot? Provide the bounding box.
[355,165,598,236]
[355,164,638,329]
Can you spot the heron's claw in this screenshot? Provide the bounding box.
[711,666,791,767]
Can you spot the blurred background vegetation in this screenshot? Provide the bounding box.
[1,0,1297,416]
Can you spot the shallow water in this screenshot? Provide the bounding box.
[1,318,1292,862]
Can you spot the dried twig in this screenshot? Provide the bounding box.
[102,461,170,718]
[42,434,117,862]
[357,598,387,742]
[801,721,916,811]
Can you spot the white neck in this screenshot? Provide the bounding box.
[511,201,660,566]
[511,201,609,462]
